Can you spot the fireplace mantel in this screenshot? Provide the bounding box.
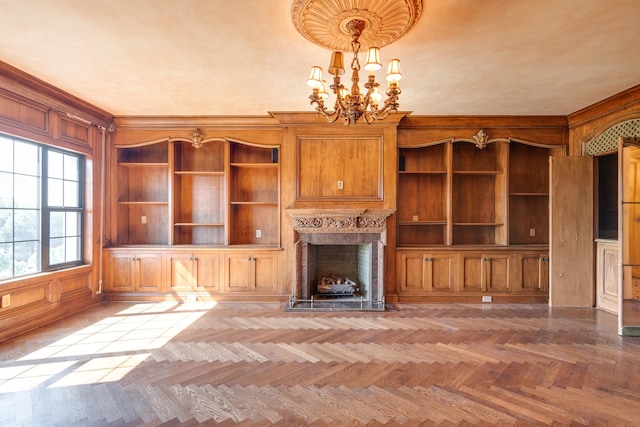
[287,209,394,234]
[288,209,394,305]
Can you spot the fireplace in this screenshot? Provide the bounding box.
[287,209,393,310]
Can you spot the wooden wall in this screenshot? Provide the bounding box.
[0,56,638,341]
[0,61,113,342]
[568,85,640,155]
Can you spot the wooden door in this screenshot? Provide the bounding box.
[596,241,619,313]
[167,253,196,290]
[549,156,594,307]
[225,254,254,292]
[195,253,222,291]
[459,254,483,292]
[397,252,427,292]
[484,254,510,292]
[135,253,163,292]
[253,253,278,292]
[519,253,549,293]
[620,139,640,334]
[425,254,454,292]
[108,252,136,292]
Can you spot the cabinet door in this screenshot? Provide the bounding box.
[520,254,549,293]
[167,253,196,290]
[459,254,483,292]
[425,254,454,292]
[225,254,254,292]
[484,254,510,292]
[135,253,163,292]
[225,253,278,292]
[107,252,136,292]
[194,253,222,291]
[459,253,509,292]
[397,252,427,292]
[253,254,278,292]
[596,242,618,313]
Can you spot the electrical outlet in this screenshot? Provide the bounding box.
[1,294,10,308]
[412,215,419,222]
[256,229,262,239]
[186,295,196,302]
[337,180,344,189]
[482,295,492,303]
[529,227,536,237]
[141,215,147,224]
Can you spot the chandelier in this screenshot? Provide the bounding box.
[291,0,422,126]
[306,19,402,125]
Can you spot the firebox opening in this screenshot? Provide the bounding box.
[309,244,372,299]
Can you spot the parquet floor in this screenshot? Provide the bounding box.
[1,302,639,426]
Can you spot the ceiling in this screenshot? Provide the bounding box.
[1,0,639,118]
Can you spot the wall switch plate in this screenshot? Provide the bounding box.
[412,215,419,222]
[337,180,344,189]
[1,294,10,308]
[256,229,262,239]
[482,295,492,303]
[141,215,147,224]
[529,227,536,237]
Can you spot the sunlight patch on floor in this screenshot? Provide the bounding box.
[0,301,216,393]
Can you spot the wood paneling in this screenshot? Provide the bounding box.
[0,88,50,135]
[297,136,382,200]
[56,112,92,148]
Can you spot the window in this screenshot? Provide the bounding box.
[0,134,84,280]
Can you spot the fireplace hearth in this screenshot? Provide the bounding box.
[286,209,393,311]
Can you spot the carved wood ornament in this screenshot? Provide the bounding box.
[291,0,423,52]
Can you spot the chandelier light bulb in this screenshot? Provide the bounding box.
[371,85,383,103]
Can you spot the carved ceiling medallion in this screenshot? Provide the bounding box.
[291,0,423,51]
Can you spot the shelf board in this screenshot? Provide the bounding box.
[118,201,169,205]
[118,162,168,167]
[453,170,503,175]
[174,223,224,227]
[510,192,549,196]
[230,162,278,168]
[399,221,447,225]
[453,222,504,226]
[230,201,278,206]
[174,171,224,176]
[399,171,447,175]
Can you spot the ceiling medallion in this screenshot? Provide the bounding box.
[292,0,423,125]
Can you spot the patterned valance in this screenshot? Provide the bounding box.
[586,118,640,155]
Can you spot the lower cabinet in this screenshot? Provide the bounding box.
[397,249,549,300]
[105,248,279,299]
[107,251,164,292]
[397,252,454,293]
[167,252,222,292]
[224,252,279,292]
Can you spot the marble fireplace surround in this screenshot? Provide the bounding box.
[287,209,394,302]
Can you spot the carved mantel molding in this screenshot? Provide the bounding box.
[286,209,394,233]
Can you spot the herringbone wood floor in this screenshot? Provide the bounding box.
[1,302,639,426]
